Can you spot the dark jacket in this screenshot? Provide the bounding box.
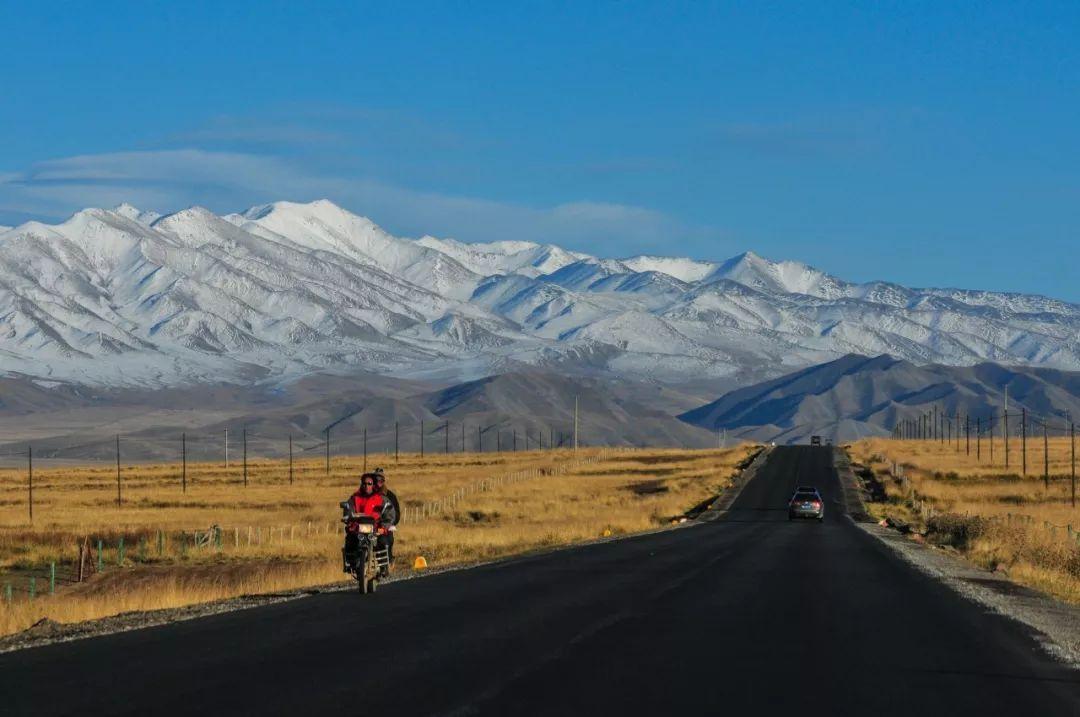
[382,488,402,525]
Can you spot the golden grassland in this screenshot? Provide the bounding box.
[0,444,757,637]
[849,437,1080,603]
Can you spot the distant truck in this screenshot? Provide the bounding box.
[810,435,822,446]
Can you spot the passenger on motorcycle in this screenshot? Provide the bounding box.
[343,475,397,576]
[373,468,400,565]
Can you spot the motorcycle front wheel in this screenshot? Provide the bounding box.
[358,548,370,594]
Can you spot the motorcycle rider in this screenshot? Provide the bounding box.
[343,475,396,575]
[373,468,399,568]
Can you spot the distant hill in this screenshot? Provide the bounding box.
[679,354,1080,444]
[0,370,717,462]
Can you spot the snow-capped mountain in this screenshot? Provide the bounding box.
[1,199,1077,388]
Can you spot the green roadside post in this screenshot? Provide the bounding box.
[4,582,11,604]
[118,537,125,565]
[96,539,103,572]
[49,562,56,595]
[29,577,36,600]
[215,527,223,551]
[158,529,164,557]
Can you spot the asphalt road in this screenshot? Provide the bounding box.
[3,446,1079,716]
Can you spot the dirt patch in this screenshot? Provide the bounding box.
[450,510,501,527]
[63,558,308,599]
[623,480,670,496]
[580,467,679,477]
[962,576,1042,598]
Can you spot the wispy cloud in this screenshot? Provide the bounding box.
[0,149,699,255]
[711,119,874,159]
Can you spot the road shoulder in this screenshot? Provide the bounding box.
[856,519,1080,668]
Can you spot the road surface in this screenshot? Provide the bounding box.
[3,446,1079,715]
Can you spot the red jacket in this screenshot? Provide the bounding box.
[347,491,387,534]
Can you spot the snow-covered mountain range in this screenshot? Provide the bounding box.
[1,199,1077,388]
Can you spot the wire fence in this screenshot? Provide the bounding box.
[0,417,584,525]
[887,466,1080,553]
[891,406,1077,502]
[1,451,610,604]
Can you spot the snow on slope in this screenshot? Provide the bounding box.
[621,255,716,283]
[416,235,587,277]
[0,198,1078,388]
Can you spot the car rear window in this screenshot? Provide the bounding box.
[794,493,818,501]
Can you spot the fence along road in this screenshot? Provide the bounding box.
[2,446,1079,715]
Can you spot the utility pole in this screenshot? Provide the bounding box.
[976,417,981,460]
[395,422,399,462]
[116,434,122,508]
[965,415,970,455]
[573,394,579,451]
[1044,421,1049,490]
[445,421,449,454]
[243,428,248,487]
[1022,407,1027,476]
[363,428,368,472]
[420,420,424,459]
[1004,409,1010,469]
[288,434,293,485]
[1071,422,1075,509]
[325,427,330,477]
[225,427,229,470]
[27,445,32,524]
[182,432,187,493]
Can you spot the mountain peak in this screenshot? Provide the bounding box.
[240,198,348,222]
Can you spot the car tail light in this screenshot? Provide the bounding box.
[812,501,821,509]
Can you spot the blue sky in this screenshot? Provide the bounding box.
[2,2,1078,300]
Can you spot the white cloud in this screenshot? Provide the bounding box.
[0,149,699,255]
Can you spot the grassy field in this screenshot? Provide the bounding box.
[0,444,757,637]
[849,437,1080,602]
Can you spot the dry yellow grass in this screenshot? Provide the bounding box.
[0,445,756,637]
[850,437,1080,603]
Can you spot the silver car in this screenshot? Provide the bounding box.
[788,488,824,522]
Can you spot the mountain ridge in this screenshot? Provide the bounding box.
[679,353,1080,444]
[1,199,1077,389]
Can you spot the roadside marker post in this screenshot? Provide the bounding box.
[96,539,103,572]
[49,562,55,595]
[4,582,11,604]
[118,537,125,565]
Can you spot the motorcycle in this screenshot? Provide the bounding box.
[340,501,390,594]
